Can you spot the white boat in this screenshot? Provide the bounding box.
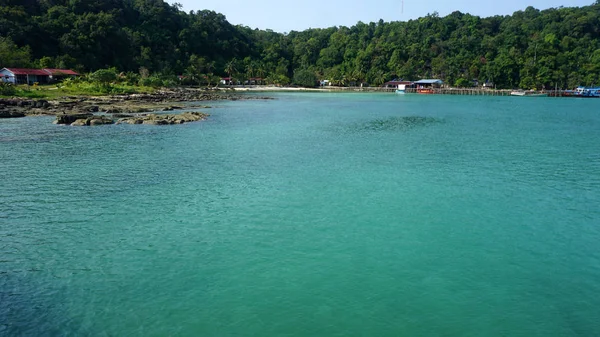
[574,86,600,98]
[395,84,406,94]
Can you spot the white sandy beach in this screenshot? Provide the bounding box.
[229,86,378,92]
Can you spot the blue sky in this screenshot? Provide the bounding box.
[171,0,593,32]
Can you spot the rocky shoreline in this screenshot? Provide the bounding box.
[0,88,272,125]
[53,111,209,126]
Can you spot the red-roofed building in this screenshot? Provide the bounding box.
[0,67,80,84]
[43,68,80,76]
[43,69,80,82]
[1,68,50,84]
[382,79,413,88]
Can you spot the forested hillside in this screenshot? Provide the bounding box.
[1,0,599,89]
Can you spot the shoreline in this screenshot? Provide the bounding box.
[0,88,274,125]
[230,86,389,92]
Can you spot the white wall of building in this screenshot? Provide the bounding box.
[0,69,16,84]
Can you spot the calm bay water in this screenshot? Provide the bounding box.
[1,93,600,336]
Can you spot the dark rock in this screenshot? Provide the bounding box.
[112,113,135,118]
[84,105,100,112]
[0,110,26,118]
[54,113,94,125]
[31,100,49,108]
[27,108,48,115]
[105,108,122,114]
[143,119,169,125]
[68,115,114,126]
[88,117,114,125]
[131,107,152,113]
[121,118,143,124]
[2,99,19,106]
[116,111,208,125]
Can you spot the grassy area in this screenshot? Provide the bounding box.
[1,83,157,100]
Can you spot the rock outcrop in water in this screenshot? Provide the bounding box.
[53,113,94,124]
[53,113,115,126]
[0,110,26,118]
[53,111,208,126]
[71,116,115,126]
[0,89,272,120]
[116,112,208,125]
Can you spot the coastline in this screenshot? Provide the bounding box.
[0,88,274,125]
[232,86,331,92]
[229,86,391,93]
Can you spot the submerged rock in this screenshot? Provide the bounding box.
[359,116,442,132]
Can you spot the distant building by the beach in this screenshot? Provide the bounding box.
[0,67,80,85]
[383,79,412,88]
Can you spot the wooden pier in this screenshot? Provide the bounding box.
[320,87,513,95]
[404,88,512,96]
[287,86,580,97]
[352,87,592,97]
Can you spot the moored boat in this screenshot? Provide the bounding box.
[395,84,406,94]
[573,86,600,98]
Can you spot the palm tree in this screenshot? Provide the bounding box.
[224,59,238,84]
[354,66,366,86]
[255,62,266,84]
[374,70,387,86]
[206,61,215,74]
[245,62,255,79]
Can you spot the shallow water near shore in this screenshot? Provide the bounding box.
[2,93,600,336]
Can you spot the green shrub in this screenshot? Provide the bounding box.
[138,74,175,88]
[89,68,118,85]
[0,82,17,96]
[122,72,140,85]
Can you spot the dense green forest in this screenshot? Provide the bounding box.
[1,0,599,89]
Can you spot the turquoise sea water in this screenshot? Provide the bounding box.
[1,93,600,336]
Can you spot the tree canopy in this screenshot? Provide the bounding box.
[0,1,599,89]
